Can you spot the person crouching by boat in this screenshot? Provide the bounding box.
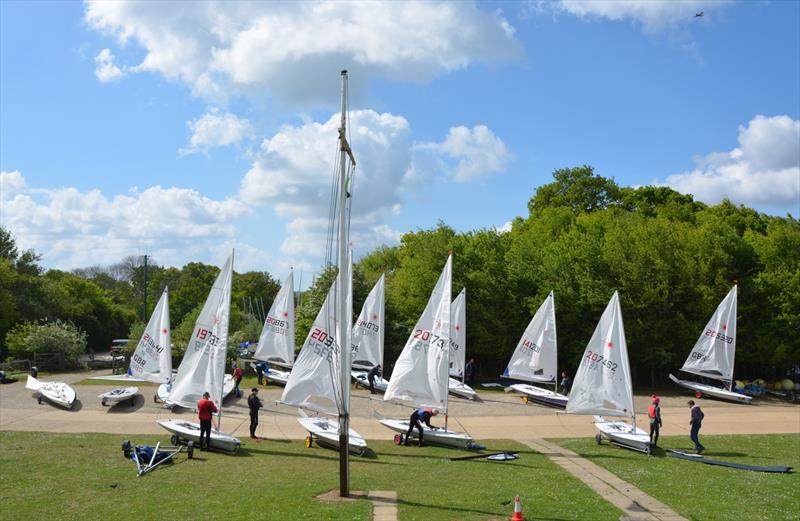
[688,400,705,454]
[248,388,263,440]
[405,408,438,447]
[197,392,218,451]
[648,395,662,448]
[367,364,382,395]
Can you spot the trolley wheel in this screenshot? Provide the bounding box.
[37,395,43,405]
[305,435,313,448]
[153,394,159,403]
[521,395,529,404]
[786,391,796,403]
[695,391,703,399]
[102,399,107,407]
[595,434,603,445]
[122,440,132,458]
[393,434,403,445]
[187,441,195,459]
[171,434,179,446]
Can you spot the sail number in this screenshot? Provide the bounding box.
[413,329,446,350]
[704,329,733,344]
[194,328,221,351]
[522,339,542,353]
[690,351,710,362]
[311,327,337,362]
[140,333,164,355]
[355,319,380,333]
[584,350,618,372]
[131,353,147,369]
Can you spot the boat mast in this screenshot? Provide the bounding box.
[444,252,452,432]
[218,248,234,432]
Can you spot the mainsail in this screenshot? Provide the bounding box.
[168,252,233,410]
[449,288,466,378]
[253,271,295,367]
[505,291,557,384]
[385,254,452,410]
[566,291,634,418]
[351,274,385,370]
[128,287,172,384]
[680,285,737,384]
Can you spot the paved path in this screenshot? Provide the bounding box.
[368,490,398,521]
[519,438,688,521]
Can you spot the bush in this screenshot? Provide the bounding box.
[5,320,87,367]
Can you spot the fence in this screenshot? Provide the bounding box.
[33,352,65,371]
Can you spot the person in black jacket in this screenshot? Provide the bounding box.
[248,388,263,439]
[688,400,705,453]
[464,358,477,387]
[367,364,382,394]
[404,408,438,447]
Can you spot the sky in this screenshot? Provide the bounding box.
[1,0,799,281]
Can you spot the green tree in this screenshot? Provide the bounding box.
[6,320,87,367]
[527,166,622,216]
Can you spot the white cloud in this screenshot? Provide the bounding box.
[1,170,26,194]
[94,48,125,82]
[554,0,730,32]
[659,115,800,214]
[84,1,521,104]
[498,221,513,233]
[414,125,512,182]
[2,172,252,269]
[180,107,254,155]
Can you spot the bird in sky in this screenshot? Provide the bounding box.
[695,11,704,18]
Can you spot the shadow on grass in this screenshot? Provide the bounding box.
[236,446,394,466]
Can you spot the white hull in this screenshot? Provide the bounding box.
[250,363,291,386]
[157,419,241,453]
[165,373,236,408]
[156,383,171,402]
[88,374,147,382]
[297,416,368,455]
[98,386,139,405]
[352,370,389,393]
[222,373,235,398]
[378,417,474,449]
[262,358,293,370]
[669,374,752,404]
[26,375,76,409]
[594,416,651,454]
[510,383,568,408]
[448,377,477,400]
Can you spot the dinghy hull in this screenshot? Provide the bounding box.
[669,374,751,404]
[157,419,241,454]
[98,386,139,405]
[352,370,389,393]
[594,417,651,454]
[510,383,568,408]
[298,416,368,455]
[378,418,474,449]
[26,375,76,409]
[448,377,477,400]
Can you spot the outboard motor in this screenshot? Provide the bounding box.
[30,366,38,378]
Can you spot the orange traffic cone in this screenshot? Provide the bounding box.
[511,495,523,521]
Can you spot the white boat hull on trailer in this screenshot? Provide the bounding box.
[26,375,76,409]
[250,362,291,387]
[669,374,751,404]
[594,416,651,454]
[164,373,236,408]
[298,416,368,455]
[98,386,139,406]
[157,419,241,454]
[378,417,475,449]
[352,370,389,393]
[510,383,568,408]
[88,374,147,382]
[448,377,477,400]
[156,383,171,403]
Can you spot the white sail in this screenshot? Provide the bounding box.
[385,254,452,410]
[128,287,172,384]
[281,270,346,416]
[505,291,557,383]
[449,288,466,378]
[168,252,233,410]
[680,285,737,383]
[566,291,634,418]
[351,274,385,370]
[253,271,295,367]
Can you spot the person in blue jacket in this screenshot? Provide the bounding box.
[688,400,705,453]
[404,408,438,447]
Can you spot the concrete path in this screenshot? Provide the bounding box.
[368,490,398,521]
[519,438,687,521]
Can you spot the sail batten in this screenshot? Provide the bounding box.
[680,286,737,384]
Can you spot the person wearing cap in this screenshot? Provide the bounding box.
[404,407,438,447]
[648,395,663,448]
[247,387,263,439]
[197,391,218,451]
[688,400,705,454]
[367,364,382,395]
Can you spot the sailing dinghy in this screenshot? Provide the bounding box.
[98,386,139,406]
[158,252,241,454]
[26,375,76,409]
[504,292,568,408]
[566,292,651,454]
[253,271,296,386]
[351,274,390,393]
[381,254,476,449]
[448,288,477,400]
[669,286,751,404]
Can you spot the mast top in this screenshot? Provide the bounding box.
[341,69,348,76]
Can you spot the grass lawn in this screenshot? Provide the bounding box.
[0,432,622,521]
[556,434,800,521]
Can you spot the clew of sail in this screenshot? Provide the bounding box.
[129,287,172,384]
[679,285,737,383]
[505,291,557,384]
[385,254,452,410]
[566,291,634,418]
[253,272,295,367]
[449,288,466,378]
[168,252,233,410]
[351,274,384,370]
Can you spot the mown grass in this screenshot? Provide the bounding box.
[556,434,800,521]
[0,432,621,521]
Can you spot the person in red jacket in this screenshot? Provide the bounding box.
[197,392,218,451]
[232,365,244,398]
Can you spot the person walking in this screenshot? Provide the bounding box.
[367,364,382,395]
[688,400,705,453]
[232,364,244,397]
[247,387,263,440]
[465,358,477,387]
[648,395,662,448]
[560,371,572,395]
[197,392,218,451]
[404,408,438,447]
[255,361,266,385]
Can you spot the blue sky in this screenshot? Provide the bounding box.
[1,0,798,279]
